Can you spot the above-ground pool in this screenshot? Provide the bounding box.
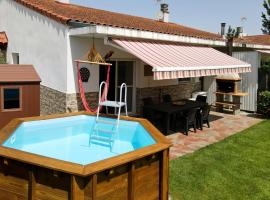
[0,112,171,200]
[3,115,156,165]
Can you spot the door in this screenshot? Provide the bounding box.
[99,61,116,113]
[116,61,135,113]
[99,61,135,114]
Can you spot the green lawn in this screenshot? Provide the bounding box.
[170,120,270,200]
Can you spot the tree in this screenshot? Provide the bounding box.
[262,0,270,34]
[0,50,6,64]
[226,26,240,56]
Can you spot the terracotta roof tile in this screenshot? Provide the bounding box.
[0,65,41,83]
[236,35,270,46]
[0,32,8,45]
[15,0,223,41]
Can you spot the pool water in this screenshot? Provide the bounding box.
[3,115,156,165]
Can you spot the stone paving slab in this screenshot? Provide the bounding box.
[166,111,263,160]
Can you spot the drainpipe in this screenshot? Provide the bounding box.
[227,37,233,56]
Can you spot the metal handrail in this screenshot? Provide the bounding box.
[117,83,127,124]
[97,81,107,121]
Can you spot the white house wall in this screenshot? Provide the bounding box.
[233,51,260,112]
[0,0,68,93]
[203,76,217,105]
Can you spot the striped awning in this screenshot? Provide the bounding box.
[112,39,251,80]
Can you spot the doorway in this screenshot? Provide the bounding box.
[99,60,135,114]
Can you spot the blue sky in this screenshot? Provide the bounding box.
[71,0,264,35]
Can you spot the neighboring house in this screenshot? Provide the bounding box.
[0,0,258,115]
[238,35,270,92]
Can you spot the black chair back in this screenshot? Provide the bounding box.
[196,95,207,103]
[186,108,198,123]
[202,104,211,119]
[162,95,172,103]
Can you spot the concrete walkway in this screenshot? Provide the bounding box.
[167,111,262,159]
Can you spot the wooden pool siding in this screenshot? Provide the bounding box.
[0,112,171,200]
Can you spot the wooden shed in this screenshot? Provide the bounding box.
[0,65,41,129]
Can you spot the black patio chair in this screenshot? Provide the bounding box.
[198,104,211,130]
[182,108,198,135]
[196,95,207,103]
[142,97,162,127]
[162,94,172,103]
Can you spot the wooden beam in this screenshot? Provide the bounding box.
[71,175,85,200]
[128,162,135,200]
[160,150,169,200]
[74,60,112,66]
[91,174,97,200]
[28,168,36,200]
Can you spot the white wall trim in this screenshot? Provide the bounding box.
[234,42,270,50]
[69,25,226,46]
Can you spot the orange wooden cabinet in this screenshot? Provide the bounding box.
[0,65,41,129]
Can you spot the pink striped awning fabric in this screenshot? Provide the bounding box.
[112,39,251,80]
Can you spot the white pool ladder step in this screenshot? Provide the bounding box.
[90,135,113,143]
[96,81,128,127]
[93,127,116,134]
[90,123,118,149]
[96,119,117,125]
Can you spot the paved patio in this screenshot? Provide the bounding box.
[167,111,263,159]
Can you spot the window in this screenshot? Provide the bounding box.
[12,53,19,64]
[144,65,153,76]
[178,78,191,83]
[1,87,22,111]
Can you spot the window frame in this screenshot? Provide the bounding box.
[178,78,192,83]
[1,86,22,112]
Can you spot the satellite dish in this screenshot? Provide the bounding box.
[241,17,247,22]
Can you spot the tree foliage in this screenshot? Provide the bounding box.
[226,26,240,40]
[262,0,270,34]
[0,50,6,64]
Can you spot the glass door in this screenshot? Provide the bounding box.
[116,61,135,113]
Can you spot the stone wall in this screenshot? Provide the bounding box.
[136,82,201,113]
[40,85,98,115]
[40,85,67,115]
[66,92,99,113]
[41,82,200,115]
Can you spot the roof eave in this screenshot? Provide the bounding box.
[234,42,270,50]
[69,24,226,46]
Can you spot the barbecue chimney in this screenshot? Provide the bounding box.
[159,3,169,22]
[220,23,226,38]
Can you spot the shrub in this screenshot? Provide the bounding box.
[257,91,270,118]
[0,50,6,64]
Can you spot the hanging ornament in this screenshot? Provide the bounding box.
[80,67,90,82]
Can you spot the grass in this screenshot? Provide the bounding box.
[170,120,270,200]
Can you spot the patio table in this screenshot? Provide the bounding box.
[143,100,205,135]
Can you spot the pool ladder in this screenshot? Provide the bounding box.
[90,81,128,148]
